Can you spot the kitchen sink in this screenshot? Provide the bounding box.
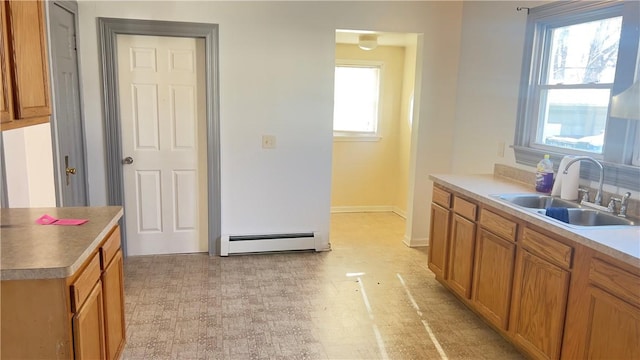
[496,194,580,209]
[493,193,638,227]
[534,208,637,227]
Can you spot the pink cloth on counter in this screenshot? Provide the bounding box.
[35,214,88,226]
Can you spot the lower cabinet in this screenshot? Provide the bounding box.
[582,286,640,359]
[70,251,105,359]
[73,281,106,360]
[429,186,452,279]
[446,214,476,299]
[428,184,640,360]
[509,248,570,360]
[564,256,640,359]
[446,196,478,299]
[102,249,126,360]
[428,202,451,279]
[0,225,125,359]
[471,228,515,330]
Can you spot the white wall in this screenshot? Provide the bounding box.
[77,1,463,250]
[397,36,417,218]
[452,1,548,174]
[2,124,56,207]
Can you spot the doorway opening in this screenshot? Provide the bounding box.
[331,29,420,245]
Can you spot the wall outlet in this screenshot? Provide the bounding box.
[262,135,276,149]
[497,141,505,157]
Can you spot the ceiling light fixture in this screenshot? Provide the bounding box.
[358,34,378,51]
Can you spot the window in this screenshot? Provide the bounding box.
[535,16,621,154]
[514,1,640,190]
[333,61,382,139]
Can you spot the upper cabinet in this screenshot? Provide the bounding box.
[0,0,51,131]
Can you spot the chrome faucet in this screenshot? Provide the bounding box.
[563,156,604,206]
[606,192,632,216]
[619,192,632,217]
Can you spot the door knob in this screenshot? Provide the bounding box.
[64,155,77,186]
[123,156,134,165]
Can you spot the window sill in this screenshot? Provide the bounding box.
[333,135,382,142]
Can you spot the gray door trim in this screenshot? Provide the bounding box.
[47,0,90,207]
[97,18,221,257]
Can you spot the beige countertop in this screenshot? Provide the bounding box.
[1,206,123,281]
[429,174,640,269]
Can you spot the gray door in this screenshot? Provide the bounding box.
[49,2,87,206]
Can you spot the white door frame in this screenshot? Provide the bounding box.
[97,18,221,256]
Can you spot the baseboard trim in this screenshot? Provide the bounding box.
[331,205,393,213]
[393,207,407,219]
[331,206,407,219]
[403,235,429,247]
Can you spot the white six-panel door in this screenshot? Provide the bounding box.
[117,34,207,256]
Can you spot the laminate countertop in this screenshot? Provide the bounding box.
[430,174,640,269]
[1,206,123,280]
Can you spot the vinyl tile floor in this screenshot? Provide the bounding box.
[122,212,524,360]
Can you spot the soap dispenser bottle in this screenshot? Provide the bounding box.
[535,154,554,193]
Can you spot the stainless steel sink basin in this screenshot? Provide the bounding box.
[493,193,638,227]
[496,194,580,209]
[535,208,637,227]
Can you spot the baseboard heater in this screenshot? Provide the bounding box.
[220,232,318,256]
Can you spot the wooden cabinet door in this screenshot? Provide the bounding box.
[102,249,126,360]
[428,203,450,279]
[510,249,570,360]
[472,228,515,330]
[583,285,640,359]
[73,281,106,360]
[2,0,50,126]
[0,2,12,124]
[446,214,476,299]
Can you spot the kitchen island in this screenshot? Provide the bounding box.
[428,173,639,360]
[1,206,125,360]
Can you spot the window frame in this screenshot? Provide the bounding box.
[333,59,384,141]
[514,1,640,191]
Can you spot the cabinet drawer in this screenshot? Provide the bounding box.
[479,209,517,242]
[589,258,640,307]
[521,228,573,269]
[71,253,101,312]
[432,186,451,208]
[101,226,121,269]
[453,196,477,221]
